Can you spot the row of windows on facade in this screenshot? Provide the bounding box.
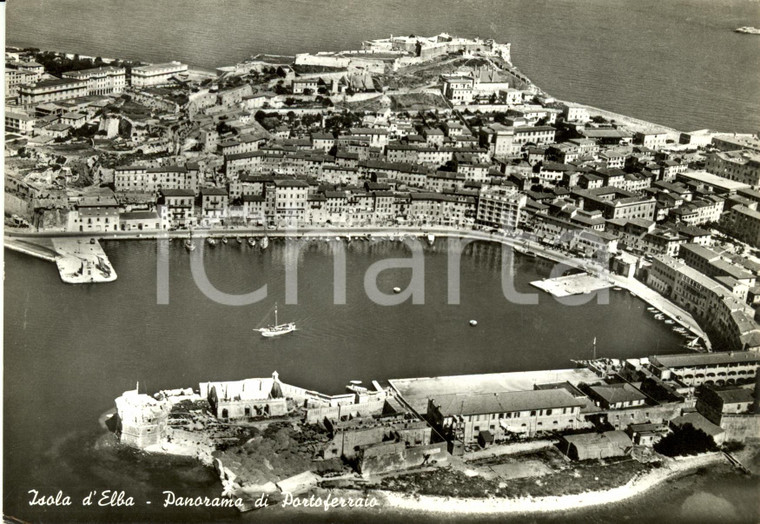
[453,406,575,423]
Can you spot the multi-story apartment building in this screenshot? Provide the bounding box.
[19,78,88,105]
[320,164,359,186]
[130,61,188,87]
[349,127,389,148]
[480,124,555,158]
[407,192,475,227]
[646,256,760,350]
[67,203,121,232]
[669,196,724,226]
[114,164,200,195]
[475,186,526,230]
[576,187,657,221]
[705,150,760,189]
[5,67,36,98]
[200,188,229,225]
[62,66,126,95]
[428,388,586,444]
[648,351,760,388]
[560,102,590,123]
[512,125,556,149]
[158,189,195,229]
[723,205,760,248]
[5,111,36,134]
[441,75,475,104]
[270,179,309,223]
[634,131,669,150]
[386,143,419,164]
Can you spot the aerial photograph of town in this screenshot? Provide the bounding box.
[2,0,760,522]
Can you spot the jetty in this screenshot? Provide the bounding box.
[530,272,613,298]
[5,236,117,284]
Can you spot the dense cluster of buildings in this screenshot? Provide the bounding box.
[114,348,760,492]
[5,37,760,353]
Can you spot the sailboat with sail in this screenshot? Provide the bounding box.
[256,303,296,337]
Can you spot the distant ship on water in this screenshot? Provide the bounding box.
[735,26,760,34]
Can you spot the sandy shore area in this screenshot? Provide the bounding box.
[370,452,726,516]
[557,100,682,139]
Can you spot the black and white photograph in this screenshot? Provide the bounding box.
[2,1,760,522]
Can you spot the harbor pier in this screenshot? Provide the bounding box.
[5,236,117,284]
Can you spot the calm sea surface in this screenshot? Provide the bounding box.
[3,238,747,522]
[6,0,760,132]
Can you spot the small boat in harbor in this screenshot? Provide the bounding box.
[655,313,665,320]
[236,236,243,244]
[260,236,270,249]
[95,256,111,278]
[664,319,675,325]
[247,237,256,247]
[207,237,216,246]
[184,239,195,251]
[735,26,760,34]
[469,320,478,327]
[393,286,402,294]
[613,286,622,291]
[427,234,435,246]
[256,303,296,338]
[222,237,228,245]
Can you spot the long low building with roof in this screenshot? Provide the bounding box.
[559,430,632,461]
[648,351,760,387]
[130,61,188,87]
[427,387,588,445]
[19,78,89,105]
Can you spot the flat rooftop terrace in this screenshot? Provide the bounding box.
[389,368,600,413]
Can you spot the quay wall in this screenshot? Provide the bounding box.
[5,193,32,219]
[305,399,386,424]
[720,414,760,442]
[4,238,59,262]
[462,439,556,461]
[602,402,684,430]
